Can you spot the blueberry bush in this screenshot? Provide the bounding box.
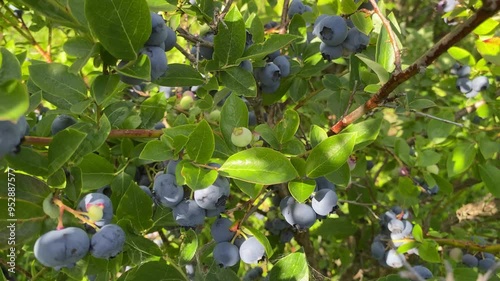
[0,0,499,280]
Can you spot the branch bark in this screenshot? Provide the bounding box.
[329,0,500,135]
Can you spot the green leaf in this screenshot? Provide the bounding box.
[91,74,123,106]
[48,168,67,189]
[408,99,436,110]
[48,128,87,175]
[478,164,500,198]
[78,153,116,191]
[306,133,356,178]
[0,173,50,250]
[116,54,151,80]
[268,252,309,281]
[178,162,218,190]
[5,147,49,176]
[117,261,185,281]
[233,179,263,199]
[375,19,396,72]
[344,118,382,150]
[310,125,328,148]
[212,6,246,66]
[242,225,274,259]
[322,74,342,91]
[288,179,316,203]
[29,63,88,110]
[220,93,248,148]
[116,183,154,232]
[476,38,500,65]
[0,80,29,121]
[427,111,455,143]
[446,142,476,177]
[140,92,167,128]
[447,46,476,66]
[255,124,280,150]
[180,229,198,262]
[394,138,411,166]
[139,140,174,161]
[356,54,390,84]
[396,241,418,254]
[240,34,301,61]
[0,48,21,85]
[219,148,298,185]
[418,239,441,263]
[415,150,441,167]
[219,66,257,97]
[156,64,205,86]
[186,120,215,164]
[430,174,453,195]
[85,0,151,60]
[325,162,351,186]
[18,0,81,29]
[275,109,300,144]
[351,11,374,35]
[412,224,423,242]
[340,0,358,14]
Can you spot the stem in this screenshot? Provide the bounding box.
[279,0,290,34]
[430,238,500,253]
[369,0,402,72]
[176,27,214,47]
[52,198,99,230]
[293,88,324,110]
[175,42,197,64]
[329,1,500,135]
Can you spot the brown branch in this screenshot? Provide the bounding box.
[174,42,197,64]
[430,238,500,253]
[23,129,164,146]
[329,1,500,135]
[369,0,401,72]
[279,0,291,34]
[175,27,214,47]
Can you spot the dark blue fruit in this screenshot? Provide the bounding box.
[90,224,126,259]
[51,115,77,135]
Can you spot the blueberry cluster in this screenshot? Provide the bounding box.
[149,160,230,227]
[461,252,497,271]
[0,116,29,159]
[313,15,369,61]
[280,177,338,230]
[371,207,421,269]
[119,12,176,85]
[287,0,313,18]
[451,63,489,98]
[34,193,125,269]
[210,217,266,268]
[255,55,291,94]
[265,218,294,243]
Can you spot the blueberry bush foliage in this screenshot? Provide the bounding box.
[0,0,499,280]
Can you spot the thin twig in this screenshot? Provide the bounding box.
[369,0,401,72]
[430,238,500,253]
[293,88,324,110]
[175,42,197,64]
[329,1,500,135]
[342,80,358,119]
[410,109,464,127]
[175,27,214,47]
[279,0,291,34]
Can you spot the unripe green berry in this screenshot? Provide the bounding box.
[209,110,221,122]
[42,194,59,219]
[179,95,194,110]
[231,127,252,147]
[87,204,104,222]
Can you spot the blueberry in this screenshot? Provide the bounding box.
[0,118,27,158]
[272,56,291,77]
[478,258,496,271]
[412,265,433,279]
[194,177,230,210]
[243,267,264,281]
[199,33,215,60]
[288,0,306,18]
[34,227,90,269]
[342,27,370,53]
[471,76,489,92]
[163,27,177,51]
[371,241,385,260]
[257,62,281,86]
[51,115,77,135]
[313,15,348,46]
[211,217,235,243]
[172,200,206,227]
[78,193,114,227]
[311,189,338,216]
[146,12,169,46]
[239,237,266,264]
[385,249,404,268]
[315,177,336,192]
[139,46,168,81]
[213,242,240,267]
[239,60,253,72]
[320,42,343,61]
[462,253,479,267]
[90,224,126,259]
[153,173,184,208]
[261,81,280,94]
